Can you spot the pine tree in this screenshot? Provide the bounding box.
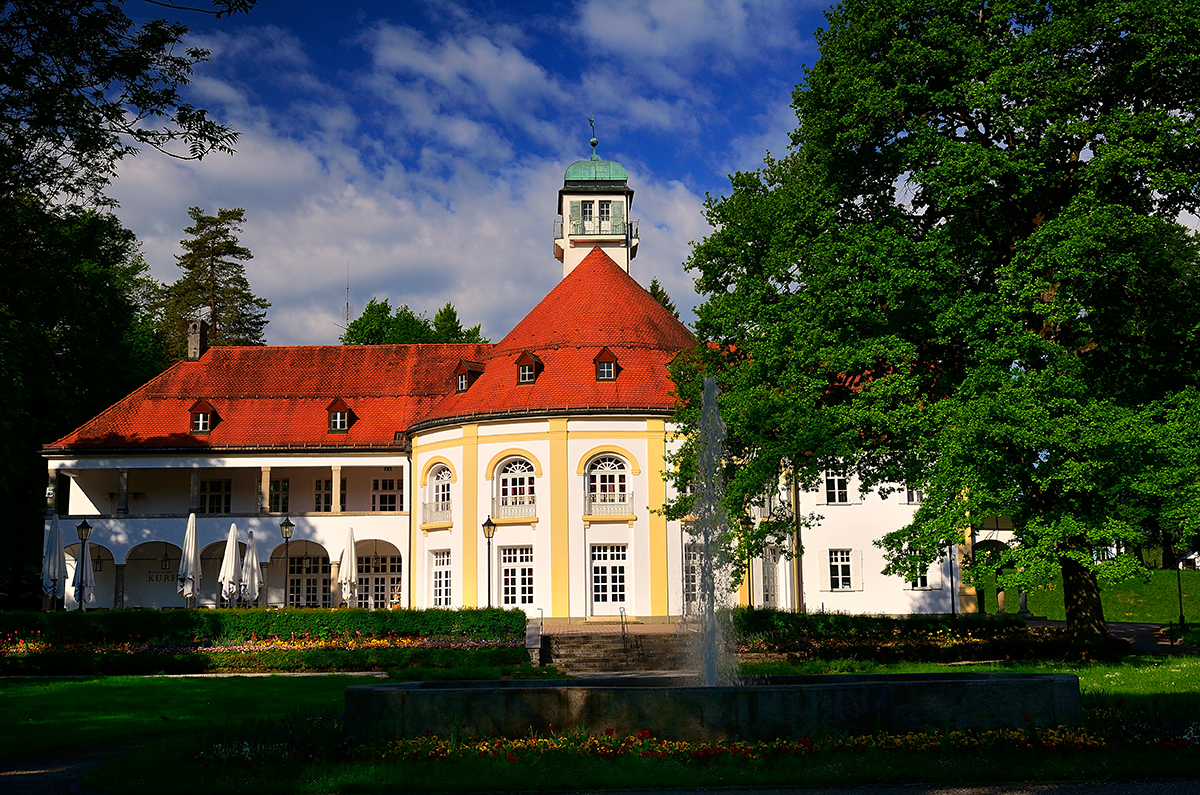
[648,278,679,318]
[161,207,270,356]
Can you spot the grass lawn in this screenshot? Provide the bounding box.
[0,674,357,762]
[995,568,1199,623]
[7,655,1183,793]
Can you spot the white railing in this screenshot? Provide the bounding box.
[584,491,634,516]
[492,495,536,519]
[553,218,640,239]
[422,501,452,524]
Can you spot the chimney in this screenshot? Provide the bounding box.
[187,318,210,361]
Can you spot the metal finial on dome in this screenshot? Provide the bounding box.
[588,114,599,161]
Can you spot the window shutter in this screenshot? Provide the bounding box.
[852,549,864,591]
[817,549,830,592]
[930,558,944,590]
[612,200,624,235]
[569,201,581,234]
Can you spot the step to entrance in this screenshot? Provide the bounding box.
[540,632,694,673]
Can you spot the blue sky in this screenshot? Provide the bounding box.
[113,0,831,344]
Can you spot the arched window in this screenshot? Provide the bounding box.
[495,458,536,518]
[423,465,453,524]
[586,456,629,514]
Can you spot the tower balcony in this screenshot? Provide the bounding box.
[553,218,639,262]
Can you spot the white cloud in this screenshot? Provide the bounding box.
[109,23,711,346]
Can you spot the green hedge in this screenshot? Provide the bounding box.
[0,644,529,676]
[731,608,1069,661]
[0,607,527,647]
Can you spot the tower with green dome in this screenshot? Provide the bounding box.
[554,129,639,277]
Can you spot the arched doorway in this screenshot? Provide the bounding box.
[354,539,402,609]
[64,543,116,610]
[266,540,331,608]
[124,542,183,609]
[198,540,248,608]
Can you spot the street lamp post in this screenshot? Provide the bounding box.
[279,517,295,608]
[75,519,92,612]
[482,516,497,608]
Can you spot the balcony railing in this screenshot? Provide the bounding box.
[553,218,639,240]
[422,501,452,524]
[492,495,536,519]
[584,491,634,516]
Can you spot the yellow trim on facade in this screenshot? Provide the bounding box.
[646,419,669,615]
[483,448,544,480]
[581,514,636,529]
[419,521,453,533]
[493,516,539,527]
[415,428,663,454]
[408,436,417,608]
[419,456,458,486]
[737,571,750,606]
[462,424,479,607]
[575,445,641,475]
[548,418,570,616]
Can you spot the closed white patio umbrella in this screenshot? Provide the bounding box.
[72,540,96,609]
[216,523,241,605]
[177,512,201,605]
[337,526,358,607]
[240,530,262,606]
[41,514,68,603]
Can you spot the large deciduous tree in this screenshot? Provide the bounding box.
[1,0,254,206]
[677,0,1200,653]
[161,206,270,355]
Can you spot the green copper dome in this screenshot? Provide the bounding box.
[564,158,628,182]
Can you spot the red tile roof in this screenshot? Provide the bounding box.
[45,249,695,451]
[413,248,695,428]
[45,344,490,452]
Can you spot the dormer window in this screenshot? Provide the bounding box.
[189,399,215,435]
[515,351,542,385]
[594,347,618,381]
[326,398,351,433]
[454,359,485,393]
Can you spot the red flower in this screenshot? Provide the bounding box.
[604,727,615,737]
[636,730,651,740]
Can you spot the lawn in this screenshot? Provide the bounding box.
[987,568,1199,623]
[0,655,1188,792]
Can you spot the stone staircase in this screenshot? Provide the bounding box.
[540,629,694,673]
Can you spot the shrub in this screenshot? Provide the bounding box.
[0,607,526,647]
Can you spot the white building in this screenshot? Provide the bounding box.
[42,149,985,619]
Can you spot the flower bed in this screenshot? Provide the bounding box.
[0,607,529,674]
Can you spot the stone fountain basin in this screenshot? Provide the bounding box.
[345,673,1081,742]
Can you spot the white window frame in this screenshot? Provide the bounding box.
[500,546,534,606]
[356,554,402,609]
[329,410,348,431]
[191,412,210,433]
[908,558,945,590]
[906,486,923,504]
[372,478,401,512]
[518,363,535,383]
[432,549,452,607]
[818,548,863,592]
[597,360,614,380]
[198,479,232,514]
[824,470,849,504]
[314,479,346,512]
[457,373,468,392]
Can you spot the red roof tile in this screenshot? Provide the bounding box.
[46,344,490,452]
[45,249,695,451]
[413,248,695,428]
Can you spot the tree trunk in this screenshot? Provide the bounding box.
[1060,555,1113,657]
